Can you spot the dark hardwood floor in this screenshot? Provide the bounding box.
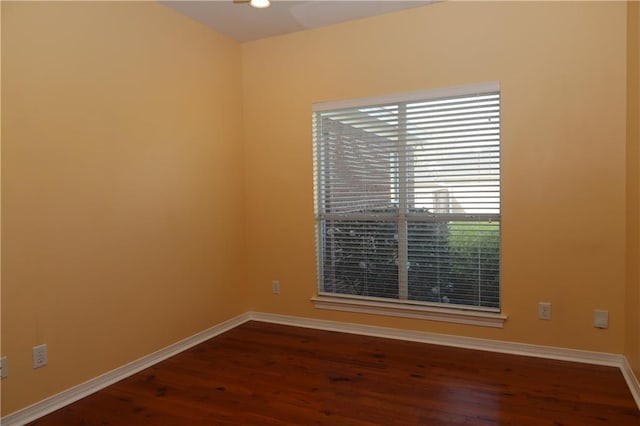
[29,321,640,425]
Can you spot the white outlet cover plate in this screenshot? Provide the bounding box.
[33,344,48,369]
[594,310,609,329]
[538,302,551,320]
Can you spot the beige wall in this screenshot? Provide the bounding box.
[627,0,640,378]
[243,1,628,351]
[1,2,247,414]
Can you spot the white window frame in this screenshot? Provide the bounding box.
[312,82,505,328]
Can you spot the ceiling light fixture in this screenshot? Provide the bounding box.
[250,0,270,8]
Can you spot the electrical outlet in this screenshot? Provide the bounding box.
[538,302,551,320]
[272,280,280,294]
[1,356,7,379]
[33,344,48,369]
[594,310,609,329]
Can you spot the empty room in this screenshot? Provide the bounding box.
[1,0,640,424]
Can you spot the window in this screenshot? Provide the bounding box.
[313,82,501,319]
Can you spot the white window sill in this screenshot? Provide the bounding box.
[311,295,507,328]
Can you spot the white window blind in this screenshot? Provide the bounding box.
[313,82,501,311]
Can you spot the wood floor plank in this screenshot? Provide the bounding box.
[28,321,640,425]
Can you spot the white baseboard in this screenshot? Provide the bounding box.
[3,310,639,425]
[248,311,623,366]
[1,313,251,426]
[621,356,640,410]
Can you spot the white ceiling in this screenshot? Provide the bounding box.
[162,1,435,43]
